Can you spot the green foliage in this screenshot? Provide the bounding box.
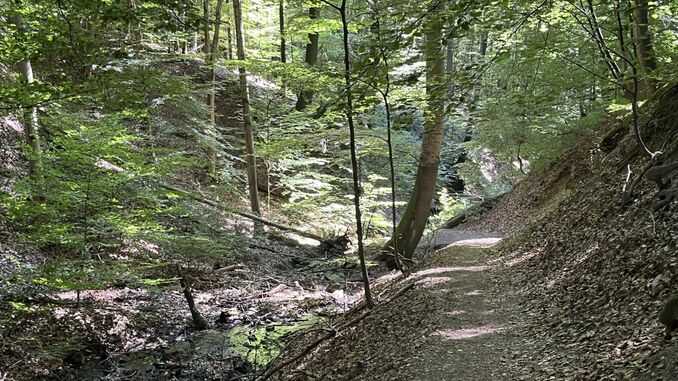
[2,112,169,252]
[227,315,323,366]
[427,189,465,230]
[23,258,175,291]
[1,0,677,297]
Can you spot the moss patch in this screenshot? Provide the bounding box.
[228,315,324,367]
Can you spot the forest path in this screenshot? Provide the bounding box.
[404,230,521,380]
[271,230,527,381]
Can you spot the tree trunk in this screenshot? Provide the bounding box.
[585,0,622,82]
[226,22,233,60]
[232,0,262,217]
[479,30,488,57]
[295,7,320,111]
[204,0,225,179]
[209,0,225,124]
[632,0,656,94]
[279,0,287,94]
[337,0,373,307]
[180,7,188,54]
[202,0,211,55]
[391,11,446,259]
[10,14,44,197]
[279,0,286,63]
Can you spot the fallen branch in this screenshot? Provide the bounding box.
[159,183,324,242]
[214,264,246,273]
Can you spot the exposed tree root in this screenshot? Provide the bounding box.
[621,159,678,209]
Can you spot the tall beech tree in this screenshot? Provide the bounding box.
[233,0,263,217]
[391,7,446,260]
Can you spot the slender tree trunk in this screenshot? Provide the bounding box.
[613,0,630,75]
[226,22,233,60]
[203,0,211,55]
[479,30,488,57]
[279,0,286,63]
[181,7,188,54]
[232,0,262,218]
[279,0,287,94]
[210,0,224,58]
[585,0,622,82]
[10,14,44,198]
[392,11,446,259]
[337,0,373,307]
[370,0,401,271]
[632,0,656,95]
[126,0,134,42]
[295,7,320,111]
[471,29,489,106]
[204,0,223,179]
[209,0,225,125]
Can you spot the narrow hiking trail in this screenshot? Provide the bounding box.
[272,229,530,381]
[408,232,520,380]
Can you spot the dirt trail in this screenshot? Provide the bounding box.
[271,229,528,381]
[406,230,521,380]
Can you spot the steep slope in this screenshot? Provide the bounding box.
[477,83,678,379]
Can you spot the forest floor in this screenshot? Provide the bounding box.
[0,229,375,380]
[268,229,537,381]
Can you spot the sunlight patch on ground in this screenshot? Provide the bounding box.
[413,266,490,279]
[446,310,467,316]
[263,283,359,306]
[415,276,452,288]
[489,247,542,267]
[444,237,503,248]
[55,288,149,302]
[464,290,483,296]
[286,233,320,247]
[373,271,402,286]
[434,324,505,340]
